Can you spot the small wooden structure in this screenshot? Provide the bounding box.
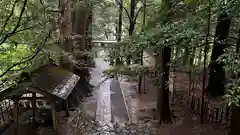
[0,64,80,134]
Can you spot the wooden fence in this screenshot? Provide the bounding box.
[0,99,14,131]
[189,95,231,132]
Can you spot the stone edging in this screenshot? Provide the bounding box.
[118,77,132,123]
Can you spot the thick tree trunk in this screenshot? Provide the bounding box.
[85,10,92,51]
[227,24,240,135]
[126,0,136,65]
[115,0,123,65]
[126,23,135,65]
[236,29,240,78]
[84,3,93,65]
[229,106,240,135]
[72,2,91,64]
[73,5,89,51]
[59,0,73,71]
[174,47,180,63]
[188,47,196,95]
[183,46,189,65]
[156,0,173,123]
[138,0,147,94]
[190,47,196,67]
[236,29,240,53]
[197,47,202,66]
[208,12,231,97]
[117,0,123,42]
[159,46,172,122]
[229,29,240,134]
[129,0,135,36]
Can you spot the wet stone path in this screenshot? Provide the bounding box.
[86,49,128,124]
[66,49,161,134]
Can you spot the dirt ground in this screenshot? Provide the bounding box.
[119,71,228,135]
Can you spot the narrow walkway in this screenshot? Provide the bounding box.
[84,49,128,124]
[93,51,112,123]
[110,79,129,123]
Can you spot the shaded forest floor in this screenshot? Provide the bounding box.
[119,72,228,135]
[117,51,229,135]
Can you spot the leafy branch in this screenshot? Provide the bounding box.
[133,7,143,24]
[0,0,28,46]
[0,30,52,78]
[0,49,40,78]
[114,0,132,22]
[0,0,19,35]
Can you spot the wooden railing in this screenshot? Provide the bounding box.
[189,95,231,132]
[0,99,14,131]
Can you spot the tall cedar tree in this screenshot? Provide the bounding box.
[73,4,89,51]
[60,0,74,70]
[126,0,136,64]
[229,29,240,135]
[208,11,231,97]
[116,0,123,65]
[157,0,172,123]
[230,105,240,135]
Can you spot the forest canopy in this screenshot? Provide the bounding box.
[0,0,62,90]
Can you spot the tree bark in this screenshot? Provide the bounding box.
[159,46,172,122]
[85,8,92,51]
[208,11,231,97]
[117,0,123,41]
[115,0,123,65]
[156,0,172,123]
[84,1,93,65]
[188,47,196,95]
[73,4,89,51]
[236,29,240,78]
[229,106,240,135]
[138,0,147,94]
[183,46,189,65]
[197,47,202,66]
[59,0,74,71]
[126,0,136,65]
[236,29,240,53]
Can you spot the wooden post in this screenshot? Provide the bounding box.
[13,99,19,135]
[51,101,58,132]
[0,104,5,124]
[143,75,146,94]
[64,100,69,117]
[171,71,175,104]
[32,92,37,126]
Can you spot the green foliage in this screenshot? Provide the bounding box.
[219,47,240,107]
[104,0,240,109]
[109,1,208,62]
[0,0,62,91]
[223,82,240,107]
[103,64,151,77]
[92,0,118,40]
[103,1,211,78]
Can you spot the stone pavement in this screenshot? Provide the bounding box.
[86,49,129,124]
[65,49,160,134]
[110,79,129,123]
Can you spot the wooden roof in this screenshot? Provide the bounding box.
[1,65,80,100]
